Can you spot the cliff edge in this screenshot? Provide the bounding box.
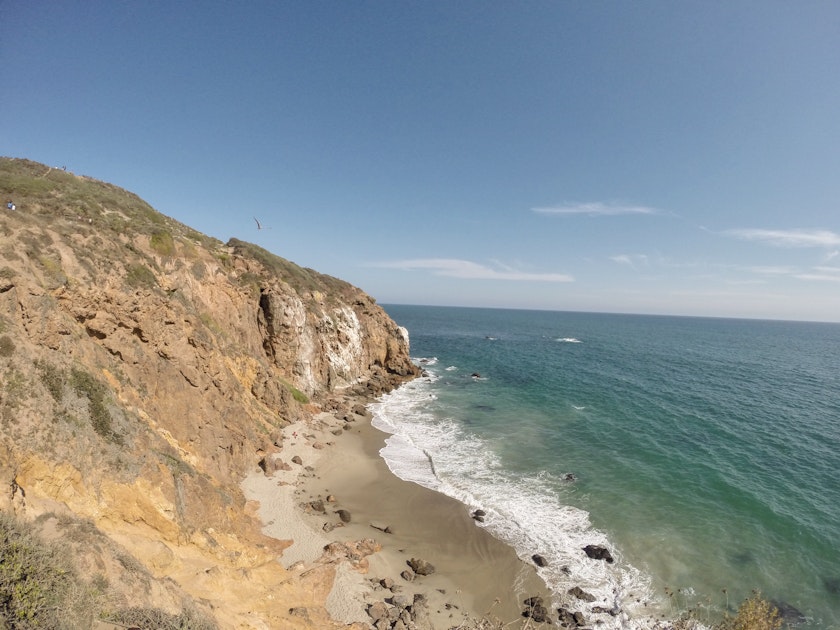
[0,157,418,628]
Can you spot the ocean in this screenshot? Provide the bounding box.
[371,305,840,629]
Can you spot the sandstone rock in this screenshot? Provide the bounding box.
[336,509,351,523]
[400,569,415,582]
[291,455,303,465]
[368,601,389,621]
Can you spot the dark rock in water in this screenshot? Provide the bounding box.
[568,586,595,602]
[730,551,754,566]
[583,544,614,563]
[407,557,435,576]
[592,605,620,616]
[471,372,481,378]
[523,597,551,623]
[532,554,548,567]
[563,472,577,482]
[471,509,486,521]
[472,514,484,523]
[824,576,840,595]
[573,611,586,626]
[474,404,495,412]
[771,600,807,625]
[336,509,351,523]
[557,607,578,627]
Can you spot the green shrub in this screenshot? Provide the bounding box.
[718,592,781,630]
[125,263,158,289]
[36,361,65,401]
[69,367,120,443]
[0,335,14,357]
[0,511,75,629]
[283,380,309,404]
[150,230,176,256]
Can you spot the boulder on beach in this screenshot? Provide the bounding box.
[523,597,551,623]
[407,557,435,576]
[532,554,548,567]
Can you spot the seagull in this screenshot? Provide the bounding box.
[254,217,271,230]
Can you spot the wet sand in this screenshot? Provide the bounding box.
[242,398,552,628]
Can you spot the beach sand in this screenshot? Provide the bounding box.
[242,395,553,629]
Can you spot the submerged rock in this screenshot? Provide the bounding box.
[568,586,595,602]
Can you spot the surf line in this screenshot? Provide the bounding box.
[422,449,439,480]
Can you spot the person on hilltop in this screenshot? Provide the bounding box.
[6,201,15,211]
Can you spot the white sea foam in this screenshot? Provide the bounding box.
[445,365,458,371]
[370,366,662,629]
[557,337,583,343]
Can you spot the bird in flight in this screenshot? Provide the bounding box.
[254,217,271,230]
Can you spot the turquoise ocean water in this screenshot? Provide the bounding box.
[372,305,840,629]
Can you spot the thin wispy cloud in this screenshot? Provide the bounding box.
[725,228,840,248]
[744,265,798,275]
[795,273,840,282]
[797,266,840,282]
[533,202,659,217]
[610,254,649,269]
[370,258,573,282]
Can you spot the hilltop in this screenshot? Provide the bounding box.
[0,157,418,628]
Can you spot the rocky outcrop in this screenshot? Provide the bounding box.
[0,157,418,628]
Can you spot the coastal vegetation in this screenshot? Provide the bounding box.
[0,510,216,629]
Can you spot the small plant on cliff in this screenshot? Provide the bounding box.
[150,229,176,256]
[105,606,217,630]
[35,360,65,401]
[0,511,75,629]
[717,592,781,630]
[69,367,121,443]
[280,379,309,404]
[125,263,158,289]
[0,335,14,357]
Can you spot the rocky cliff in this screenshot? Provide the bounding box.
[0,157,418,628]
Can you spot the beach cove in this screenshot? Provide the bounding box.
[241,392,563,629]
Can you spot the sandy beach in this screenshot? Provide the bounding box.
[242,393,553,629]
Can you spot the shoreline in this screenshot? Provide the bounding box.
[242,390,553,628]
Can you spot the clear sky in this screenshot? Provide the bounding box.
[3,2,840,322]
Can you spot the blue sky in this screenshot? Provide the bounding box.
[3,2,840,322]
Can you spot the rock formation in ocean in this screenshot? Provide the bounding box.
[0,157,418,628]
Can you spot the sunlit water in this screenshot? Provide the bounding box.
[371,305,840,629]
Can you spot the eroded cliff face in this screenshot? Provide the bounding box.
[0,158,418,628]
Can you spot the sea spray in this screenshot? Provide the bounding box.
[376,305,840,629]
[370,362,662,628]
